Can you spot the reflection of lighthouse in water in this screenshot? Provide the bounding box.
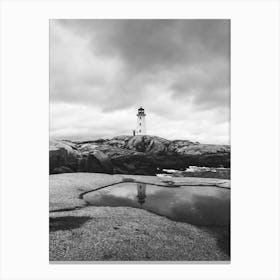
[137,183,147,206]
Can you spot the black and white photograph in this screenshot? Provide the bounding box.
[1,0,280,278]
[49,19,230,262]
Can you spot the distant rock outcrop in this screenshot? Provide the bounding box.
[49,135,230,175]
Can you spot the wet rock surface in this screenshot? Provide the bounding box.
[50,136,230,175]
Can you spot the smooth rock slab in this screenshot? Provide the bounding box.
[49,207,229,262]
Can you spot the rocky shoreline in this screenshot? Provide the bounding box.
[50,135,230,176]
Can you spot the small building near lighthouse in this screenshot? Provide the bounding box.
[136,107,146,135]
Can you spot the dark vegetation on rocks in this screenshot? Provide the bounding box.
[50,135,230,175]
[50,216,92,232]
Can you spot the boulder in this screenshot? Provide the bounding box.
[85,150,113,174]
[49,148,67,173]
[126,135,169,154]
[49,136,230,175]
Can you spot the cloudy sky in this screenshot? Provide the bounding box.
[50,19,230,144]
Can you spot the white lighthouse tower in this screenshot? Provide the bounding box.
[136,107,146,135]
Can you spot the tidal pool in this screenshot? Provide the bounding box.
[84,183,230,226]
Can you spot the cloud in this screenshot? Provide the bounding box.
[59,20,229,72]
[50,19,230,144]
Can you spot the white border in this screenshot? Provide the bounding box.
[1,0,280,279]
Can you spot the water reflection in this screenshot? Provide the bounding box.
[84,183,230,226]
[137,183,147,206]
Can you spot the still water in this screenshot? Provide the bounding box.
[84,183,230,226]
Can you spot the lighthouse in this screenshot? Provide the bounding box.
[136,107,146,135]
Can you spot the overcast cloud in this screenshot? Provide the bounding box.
[50,19,230,144]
